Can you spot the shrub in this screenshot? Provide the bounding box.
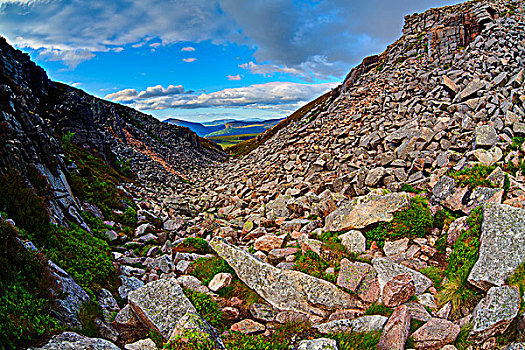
[120,206,138,227]
[294,250,337,283]
[183,289,223,330]
[0,220,61,349]
[178,237,211,254]
[77,300,104,337]
[364,196,433,246]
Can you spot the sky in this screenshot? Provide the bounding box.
[0,0,461,122]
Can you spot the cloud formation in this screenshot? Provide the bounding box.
[227,74,241,81]
[182,58,197,62]
[0,0,461,75]
[181,46,195,52]
[104,84,187,102]
[106,81,337,112]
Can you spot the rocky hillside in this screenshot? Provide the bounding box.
[4,0,525,350]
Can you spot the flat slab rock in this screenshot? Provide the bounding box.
[372,257,432,295]
[128,278,197,339]
[297,338,339,350]
[469,203,525,290]
[29,332,119,350]
[324,191,410,232]
[411,318,460,349]
[470,285,520,342]
[210,237,364,317]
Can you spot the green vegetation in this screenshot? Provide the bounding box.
[183,289,223,330]
[207,134,259,148]
[438,207,483,318]
[176,237,211,254]
[454,323,473,350]
[506,262,525,313]
[0,220,61,349]
[420,266,445,291]
[364,196,434,247]
[216,279,263,308]
[448,163,496,189]
[294,250,338,283]
[365,303,394,317]
[188,256,235,285]
[77,301,104,337]
[327,331,381,350]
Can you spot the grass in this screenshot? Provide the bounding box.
[454,323,473,350]
[207,134,260,148]
[448,163,497,189]
[365,303,393,317]
[188,256,235,285]
[364,196,434,247]
[183,289,224,330]
[327,331,381,350]
[420,266,445,291]
[506,262,525,313]
[437,207,484,319]
[175,237,211,254]
[294,250,338,283]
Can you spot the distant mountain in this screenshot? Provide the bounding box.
[164,117,284,144]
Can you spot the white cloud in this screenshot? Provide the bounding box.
[182,58,196,62]
[181,46,195,52]
[71,82,82,87]
[115,81,338,111]
[37,47,95,68]
[227,74,241,81]
[137,84,185,98]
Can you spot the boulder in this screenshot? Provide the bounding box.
[254,234,286,252]
[124,339,157,350]
[338,230,366,253]
[169,311,225,349]
[208,273,233,292]
[324,192,410,232]
[459,79,486,101]
[118,276,144,300]
[383,238,409,257]
[230,319,265,334]
[249,303,278,322]
[314,315,388,334]
[382,273,415,308]
[474,125,498,149]
[336,259,380,303]
[163,217,184,231]
[177,275,210,294]
[470,286,520,342]
[411,318,460,349]
[297,338,339,350]
[29,332,119,350]
[146,254,175,274]
[128,279,197,339]
[210,237,364,317]
[469,203,525,290]
[373,257,432,295]
[378,305,411,350]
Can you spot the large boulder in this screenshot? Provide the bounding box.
[372,258,432,295]
[470,286,520,342]
[411,318,460,349]
[210,237,364,317]
[324,192,410,232]
[378,305,411,350]
[29,332,119,350]
[128,278,197,339]
[382,273,415,308]
[336,259,380,303]
[469,203,525,290]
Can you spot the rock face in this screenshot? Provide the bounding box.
[373,258,432,295]
[411,318,461,349]
[128,279,197,339]
[324,192,410,232]
[470,286,520,342]
[469,203,525,290]
[210,237,364,317]
[29,332,120,350]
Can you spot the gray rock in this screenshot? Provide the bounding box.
[163,217,184,231]
[501,344,525,350]
[365,167,386,187]
[29,332,120,350]
[146,254,175,274]
[210,237,364,317]
[378,305,410,350]
[177,275,210,294]
[470,286,520,342]
[324,192,410,232]
[372,257,431,295]
[128,278,197,339]
[338,230,366,253]
[469,203,525,290]
[474,125,498,149]
[297,338,339,350]
[250,303,278,322]
[169,311,225,349]
[459,79,486,101]
[48,260,90,329]
[411,318,460,349]
[118,275,144,299]
[313,315,388,334]
[383,238,409,257]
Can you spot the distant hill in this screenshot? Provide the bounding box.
[164,117,284,146]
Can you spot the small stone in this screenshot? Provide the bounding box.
[474,125,498,149]
[124,338,157,350]
[254,234,286,252]
[249,303,278,322]
[383,238,409,257]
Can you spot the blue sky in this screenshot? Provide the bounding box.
[0,0,461,122]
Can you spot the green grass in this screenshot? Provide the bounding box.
[448,163,496,189]
[188,256,235,285]
[176,237,211,254]
[183,289,224,330]
[293,250,339,283]
[365,303,393,317]
[420,266,445,291]
[364,196,434,247]
[206,134,259,148]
